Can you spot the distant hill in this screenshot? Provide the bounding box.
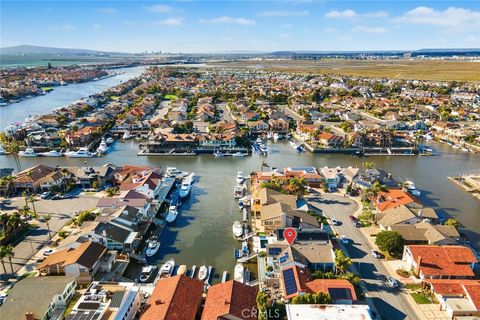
[0,45,125,55]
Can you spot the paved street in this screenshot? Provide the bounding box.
[0,196,98,279]
[308,193,419,320]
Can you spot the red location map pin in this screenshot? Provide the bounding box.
[283,228,297,245]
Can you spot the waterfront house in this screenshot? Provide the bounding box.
[97,191,153,218]
[376,205,422,229]
[247,119,269,133]
[141,275,203,320]
[119,170,163,199]
[319,166,342,191]
[402,245,478,279]
[316,132,345,148]
[373,189,422,212]
[424,279,480,319]
[284,167,323,187]
[305,279,357,304]
[64,125,100,147]
[201,280,258,320]
[62,165,115,190]
[93,221,140,251]
[0,276,77,320]
[12,164,65,193]
[347,131,364,147]
[389,221,460,245]
[67,282,142,320]
[354,168,398,189]
[37,241,111,284]
[146,133,197,153]
[198,132,236,150]
[269,118,290,132]
[280,265,311,300]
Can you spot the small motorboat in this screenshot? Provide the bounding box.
[236,171,244,184]
[198,265,208,281]
[122,130,131,140]
[65,147,94,158]
[19,148,38,157]
[177,265,187,275]
[38,150,63,157]
[139,265,157,282]
[214,151,225,157]
[234,185,245,199]
[404,180,421,196]
[232,220,244,237]
[166,167,184,178]
[166,204,179,223]
[273,133,279,141]
[160,258,175,278]
[96,138,108,154]
[146,235,161,257]
[179,172,195,198]
[232,152,247,157]
[234,263,244,283]
[106,137,114,144]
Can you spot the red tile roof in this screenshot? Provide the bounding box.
[408,245,477,278]
[201,280,258,320]
[141,275,203,320]
[376,189,419,212]
[305,279,357,301]
[427,280,480,309]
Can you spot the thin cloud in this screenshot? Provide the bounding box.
[324,27,336,33]
[394,6,480,29]
[94,8,117,14]
[146,4,173,13]
[92,24,101,30]
[155,17,184,26]
[278,33,291,39]
[353,25,388,33]
[325,9,357,18]
[257,10,309,17]
[325,10,388,19]
[199,16,256,25]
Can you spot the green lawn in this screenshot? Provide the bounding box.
[411,292,432,304]
[405,283,422,290]
[165,94,178,100]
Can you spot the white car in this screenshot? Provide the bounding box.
[0,293,7,306]
[371,250,381,259]
[331,218,339,226]
[43,249,55,256]
[340,235,349,244]
[387,276,399,288]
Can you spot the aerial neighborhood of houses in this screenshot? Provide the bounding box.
[0,63,479,320]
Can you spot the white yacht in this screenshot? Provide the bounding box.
[19,148,38,157]
[96,138,108,154]
[273,133,279,141]
[234,185,245,199]
[404,180,421,196]
[232,220,244,237]
[166,167,183,178]
[106,137,115,144]
[236,171,244,184]
[38,150,63,157]
[122,130,131,140]
[139,265,157,282]
[179,172,195,198]
[232,152,247,157]
[234,263,245,283]
[160,258,175,278]
[214,151,225,157]
[65,147,94,158]
[198,265,209,281]
[146,235,161,257]
[166,204,179,223]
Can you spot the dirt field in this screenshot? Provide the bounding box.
[210,59,480,82]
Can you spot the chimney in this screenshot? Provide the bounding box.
[415,256,422,278]
[155,299,163,305]
[25,313,34,320]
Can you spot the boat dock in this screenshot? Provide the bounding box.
[190,265,197,278]
[237,252,258,263]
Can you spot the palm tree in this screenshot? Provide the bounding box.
[22,191,29,208]
[43,214,52,241]
[0,246,7,278]
[28,196,37,216]
[3,245,14,274]
[7,212,21,237]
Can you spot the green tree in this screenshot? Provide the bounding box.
[256,291,269,320]
[105,187,119,197]
[3,245,14,274]
[362,161,375,170]
[0,246,7,277]
[445,218,459,228]
[43,214,52,241]
[334,249,352,274]
[375,231,405,256]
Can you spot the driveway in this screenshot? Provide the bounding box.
[309,193,419,320]
[0,196,98,279]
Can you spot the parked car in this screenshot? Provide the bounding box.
[43,249,55,256]
[371,250,381,259]
[0,293,7,306]
[331,218,339,226]
[340,235,349,244]
[40,191,52,199]
[51,194,62,200]
[387,276,399,288]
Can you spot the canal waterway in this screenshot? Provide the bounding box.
[0,71,479,280]
[1,140,479,280]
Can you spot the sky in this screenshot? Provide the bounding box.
[1,0,479,53]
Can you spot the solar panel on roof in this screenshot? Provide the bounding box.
[328,288,352,300]
[283,268,298,296]
[67,310,100,320]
